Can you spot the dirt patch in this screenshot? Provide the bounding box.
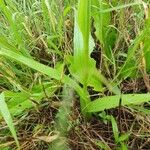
[68,105,150,150]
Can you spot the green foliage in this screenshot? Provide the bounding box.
[143,8,150,72]
[111,116,130,145]
[0,49,88,105]
[86,94,150,112]
[95,140,111,150]
[92,0,112,59]
[0,0,149,119]
[71,0,91,112]
[118,27,150,79]
[0,0,150,148]
[3,81,58,116]
[91,0,117,75]
[0,0,30,57]
[111,116,119,142]
[70,0,119,115]
[99,113,130,149]
[0,93,20,149]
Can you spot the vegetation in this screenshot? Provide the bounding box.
[0,0,150,149]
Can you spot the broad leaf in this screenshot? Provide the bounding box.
[92,0,111,46]
[86,94,150,112]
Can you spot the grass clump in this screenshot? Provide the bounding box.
[0,0,150,149]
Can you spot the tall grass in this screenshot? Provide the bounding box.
[0,0,150,149]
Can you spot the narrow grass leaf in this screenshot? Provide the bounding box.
[111,116,119,142]
[95,140,111,150]
[143,11,150,72]
[93,2,143,13]
[0,92,20,149]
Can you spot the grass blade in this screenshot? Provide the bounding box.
[0,92,20,149]
[111,116,119,143]
[0,0,30,57]
[117,28,149,79]
[0,49,89,110]
[93,2,143,13]
[86,94,150,112]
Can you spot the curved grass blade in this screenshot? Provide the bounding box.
[0,92,20,149]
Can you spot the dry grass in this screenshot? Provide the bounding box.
[1,96,149,150]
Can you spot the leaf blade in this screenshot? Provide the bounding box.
[0,92,20,149]
[86,94,150,112]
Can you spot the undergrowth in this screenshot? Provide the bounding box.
[0,0,150,150]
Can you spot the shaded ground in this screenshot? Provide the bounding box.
[68,98,150,150]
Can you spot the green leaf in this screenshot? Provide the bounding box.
[0,36,18,53]
[1,81,58,116]
[0,49,66,80]
[91,0,118,69]
[42,0,56,33]
[130,105,150,115]
[77,0,90,50]
[104,27,118,59]
[120,142,128,150]
[71,0,93,114]
[111,116,119,143]
[86,94,150,112]
[73,0,91,82]
[143,16,150,72]
[0,92,20,149]
[0,49,89,111]
[118,133,130,143]
[95,140,111,150]
[92,0,111,46]
[71,0,117,95]
[117,28,150,79]
[93,2,143,13]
